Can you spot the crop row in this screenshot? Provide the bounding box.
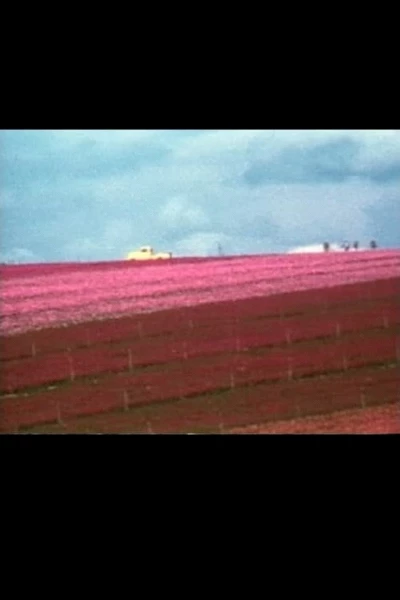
[1,276,398,361]
[0,256,227,282]
[3,266,399,337]
[1,332,398,431]
[14,366,400,434]
[2,302,399,393]
[2,251,396,292]
[4,255,400,306]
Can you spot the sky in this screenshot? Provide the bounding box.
[1,129,399,263]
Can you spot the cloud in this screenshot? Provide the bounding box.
[174,232,232,257]
[242,134,400,187]
[61,238,100,261]
[1,130,173,192]
[1,130,399,263]
[0,247,41,264]
[158,197,209,232]
[242,137,360,185]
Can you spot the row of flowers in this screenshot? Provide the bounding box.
[2,301,398,393]
[2,360,398,434]
[1,258,399,336]
[2,251,399,302]
[1,277,397,360]
[1,330,397,430]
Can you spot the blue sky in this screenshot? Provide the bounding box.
[1,129,399,262]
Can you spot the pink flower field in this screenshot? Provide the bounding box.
[1,250,399,336]
[1,250,399,434]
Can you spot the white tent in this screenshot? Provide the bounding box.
[287,243,367,254]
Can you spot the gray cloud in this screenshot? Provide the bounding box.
[365,160,400,183]
[2,135,172,189]
[158,197,210,235]
[243,133,400,187]
[243,137,361,185]
[363,194,400,247]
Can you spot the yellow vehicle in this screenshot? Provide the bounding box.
[126,245,172,261]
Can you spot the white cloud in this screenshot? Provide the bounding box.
[353,131,400,172]
[52,130,160,149]
[174,231,231,257]
[0,189,16,209]
[246,180,385,243]
[0,247,41,263]
[171,130,399,166]
[62,238,101,261]
[173,130,265,159]
[159,197,209,230]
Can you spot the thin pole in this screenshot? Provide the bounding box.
[123,390,129,412]
[128,349,133,372]
[230,370,235,389]
[67,348,75,381]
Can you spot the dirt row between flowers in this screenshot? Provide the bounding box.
[2,304,399,395]
[18,364,399,434]
[1,323,399,429]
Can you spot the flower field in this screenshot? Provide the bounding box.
[0,250,399,433]
[1,250,399,336]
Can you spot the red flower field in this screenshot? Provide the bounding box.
[1,251,399,434]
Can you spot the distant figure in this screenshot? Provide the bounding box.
[370,240,377,249]
[353,241,359,250]
[323,242,330,252]
[342,241,350,251]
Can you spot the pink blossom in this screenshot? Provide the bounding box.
[1,251,399,336]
